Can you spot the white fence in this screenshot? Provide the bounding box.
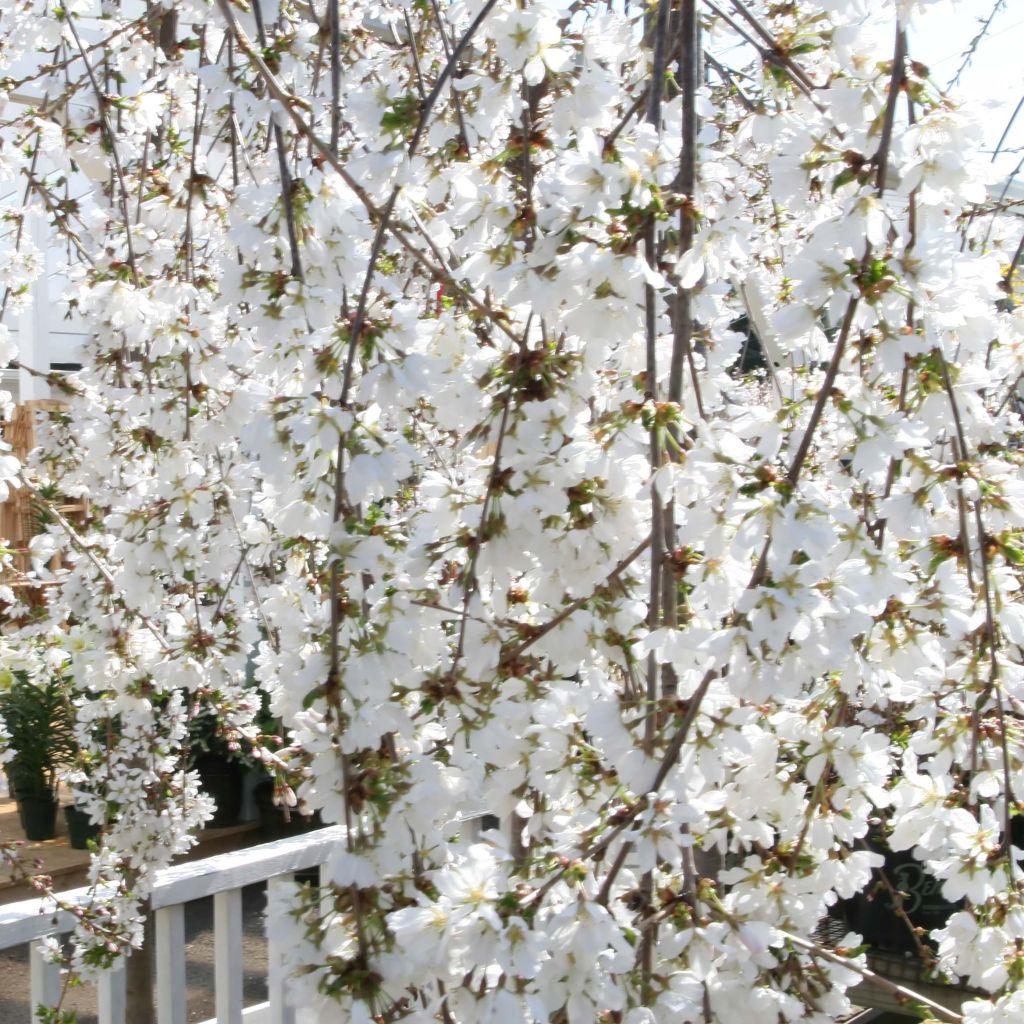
[0,826,346,1024]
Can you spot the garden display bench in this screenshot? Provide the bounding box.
[0,797,264,905]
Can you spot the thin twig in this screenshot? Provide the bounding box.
[426,0,471,150]
[703,51,755,113]
[725,0,817,94]
[948,0,1006,89]
[329,0,342,153]
[1002,230,1024,308]
[499,535,651,666]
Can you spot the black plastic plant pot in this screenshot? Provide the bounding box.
[64,804,101,850]
[7,773,33,831]
[10,793,26,833]
[195,754,245,828]
[18,793,58,841]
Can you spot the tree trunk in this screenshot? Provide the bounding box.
[125,898,154,1023]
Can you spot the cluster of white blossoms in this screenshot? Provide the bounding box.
[0,0,1022,1020]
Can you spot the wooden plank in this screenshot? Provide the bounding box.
[30,940,62,1017]
[97,960,127,1024]
[214,888,244,1024]
[155,903,187,1024]
[266,876,296,1024]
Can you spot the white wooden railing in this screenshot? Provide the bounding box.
[0,825,347,1024]
[0,818,969,1021]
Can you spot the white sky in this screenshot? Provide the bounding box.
[909,0,1024,182]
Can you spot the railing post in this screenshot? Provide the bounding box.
[97,959,127,1024]
[267,876,296,1024]
[155,903,187,1024]
[30,939,62,1016]
[214,887,244,1024]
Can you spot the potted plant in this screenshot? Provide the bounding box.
[0,669,75,841]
